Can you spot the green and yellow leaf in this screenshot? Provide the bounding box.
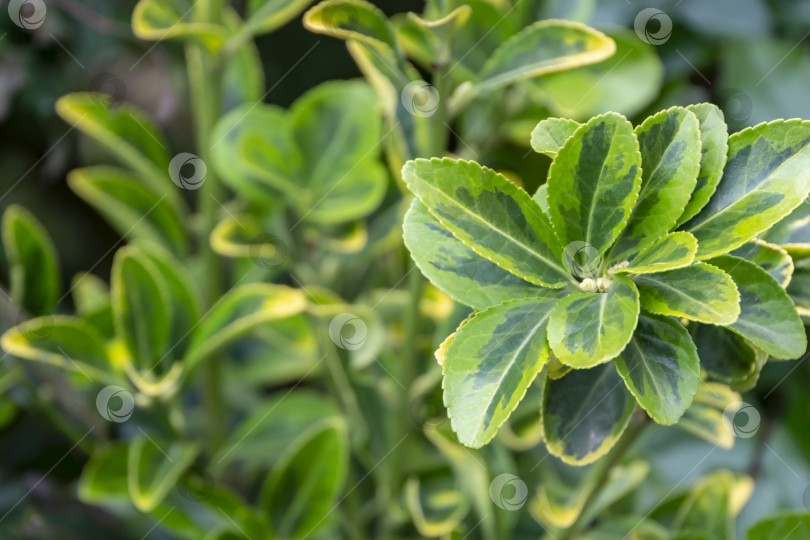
[403,157,570,288]
[614,313,700,425]
[444,297,558,448]
[542,363,636,465]
[687,119,810,259]
[616,231,697,275]
[475,20,615,94]
[547,112,642,257]
[676,103,728,226]
[708,255,806,359]
[610,107,701,261]
[404,199,553,310]
[634,264,740,325]
[548,275,640,368]
[730,239,793,287]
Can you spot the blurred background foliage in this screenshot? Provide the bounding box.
[0,0,810,539]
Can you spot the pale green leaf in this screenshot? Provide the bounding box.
[132,0,226,49]
[530,117,580,156]
[55,94,177,205]
[246,0,317,35]
[127,434,199,511]
[1,315,116,384]
[405,469,470,537]
[68,167,187,257]
[184,284,307,369]
[111,246,171,372]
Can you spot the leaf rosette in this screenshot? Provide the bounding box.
[403,105,810,463]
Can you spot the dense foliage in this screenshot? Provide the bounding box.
[0,0,809,539]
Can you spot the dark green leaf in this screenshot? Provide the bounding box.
[614,313,699,425]
[709,255,807,359]
[542,363,636,465]
[261,420,348,539]
[2,205,60,315]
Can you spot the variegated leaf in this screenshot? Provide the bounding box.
[687,119,810,259]
[531,117,579,157]
[548,275,640,368]
[761,196,810,260]
[444,298,558,448]
[542,363,636,465]
[616,232,697,275]
[676,103,729,226]
[402,158,571,288]
[634,264,740,325]
[475,20,615,94]
[708,255,806,359]
[787,267,810,321]
[547,112,641,257]
[692,324,768,389]
[403,200,554,310]
[731,239,793,287]
[610,107,701,261]
[676,382,740,449]
[614,313,699,425]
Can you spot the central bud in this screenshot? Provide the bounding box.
[577,261,629,293]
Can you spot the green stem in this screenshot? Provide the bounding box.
[560,411,649,540]
[318,322,368,445]
[186,0,225,453]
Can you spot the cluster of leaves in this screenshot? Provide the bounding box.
[404,103,810,463]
